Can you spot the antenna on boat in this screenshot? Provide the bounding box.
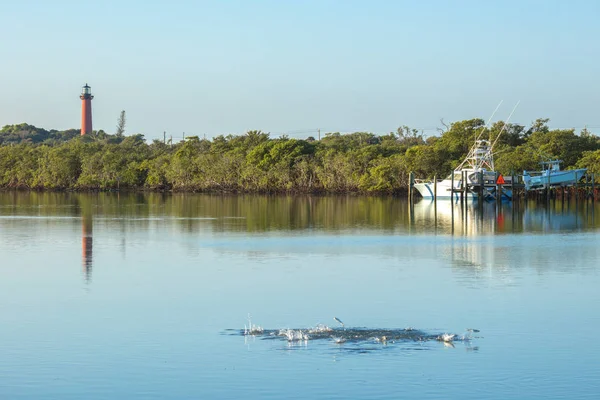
[490,100,520,150]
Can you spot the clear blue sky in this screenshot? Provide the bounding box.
[1,0,599,140]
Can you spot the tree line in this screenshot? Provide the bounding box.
[1,118,600,193]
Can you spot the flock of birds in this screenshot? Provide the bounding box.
[242,315,480,347]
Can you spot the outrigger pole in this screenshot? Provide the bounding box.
[475,100,504,142]
[455,100,504,172]
[491,100,521,150]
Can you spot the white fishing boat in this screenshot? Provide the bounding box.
[413,140,492,199]
[413,139,511,200]
[412,101,519,201]
[522,160,586,191]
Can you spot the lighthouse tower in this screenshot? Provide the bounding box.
[80,83,94,135]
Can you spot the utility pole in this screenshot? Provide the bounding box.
[318,128,321,141]
[163,131,166,144]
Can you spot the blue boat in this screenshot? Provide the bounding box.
[523,160,586,191]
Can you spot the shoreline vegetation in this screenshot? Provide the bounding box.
[1,119,600,194]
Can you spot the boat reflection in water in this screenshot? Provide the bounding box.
[410,198,596,236]
[410,198,517,236]
[410,198,598,278]
[521,201,593,233]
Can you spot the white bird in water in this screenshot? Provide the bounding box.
[333,317,345,327]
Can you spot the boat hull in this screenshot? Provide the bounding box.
[414,182,512,200]
[523,168,587,191]
[413,182,465,199]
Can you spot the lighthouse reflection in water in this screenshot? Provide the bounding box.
[81,210,93,282]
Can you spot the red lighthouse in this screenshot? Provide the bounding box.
[80,83,94,135]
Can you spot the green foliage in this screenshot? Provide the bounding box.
[1,121,599,193]
[434,118,485,159]
[0,123,79,145]
[494,145,541,174]
[404,145,447,179]
[34,145,81,188]
[116,110,126,137]
[525,128,597,167]
[576,150,600,176]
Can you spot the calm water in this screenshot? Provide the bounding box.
[1,192,599,399]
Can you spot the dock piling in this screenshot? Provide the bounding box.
[409,171,414,204]
[451,172,455,202]
[479,171,484,199]
[511,172,515,201]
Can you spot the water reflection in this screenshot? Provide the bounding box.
[1,192,599,236]
[0,192,414,233]
[411,198,599,235]
[407,198,600,278]
[447,231,600,283]
[2,193,600,400]
[81,204,93,283]
[1,192,597,287]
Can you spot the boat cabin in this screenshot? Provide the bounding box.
[540,160,562,172]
